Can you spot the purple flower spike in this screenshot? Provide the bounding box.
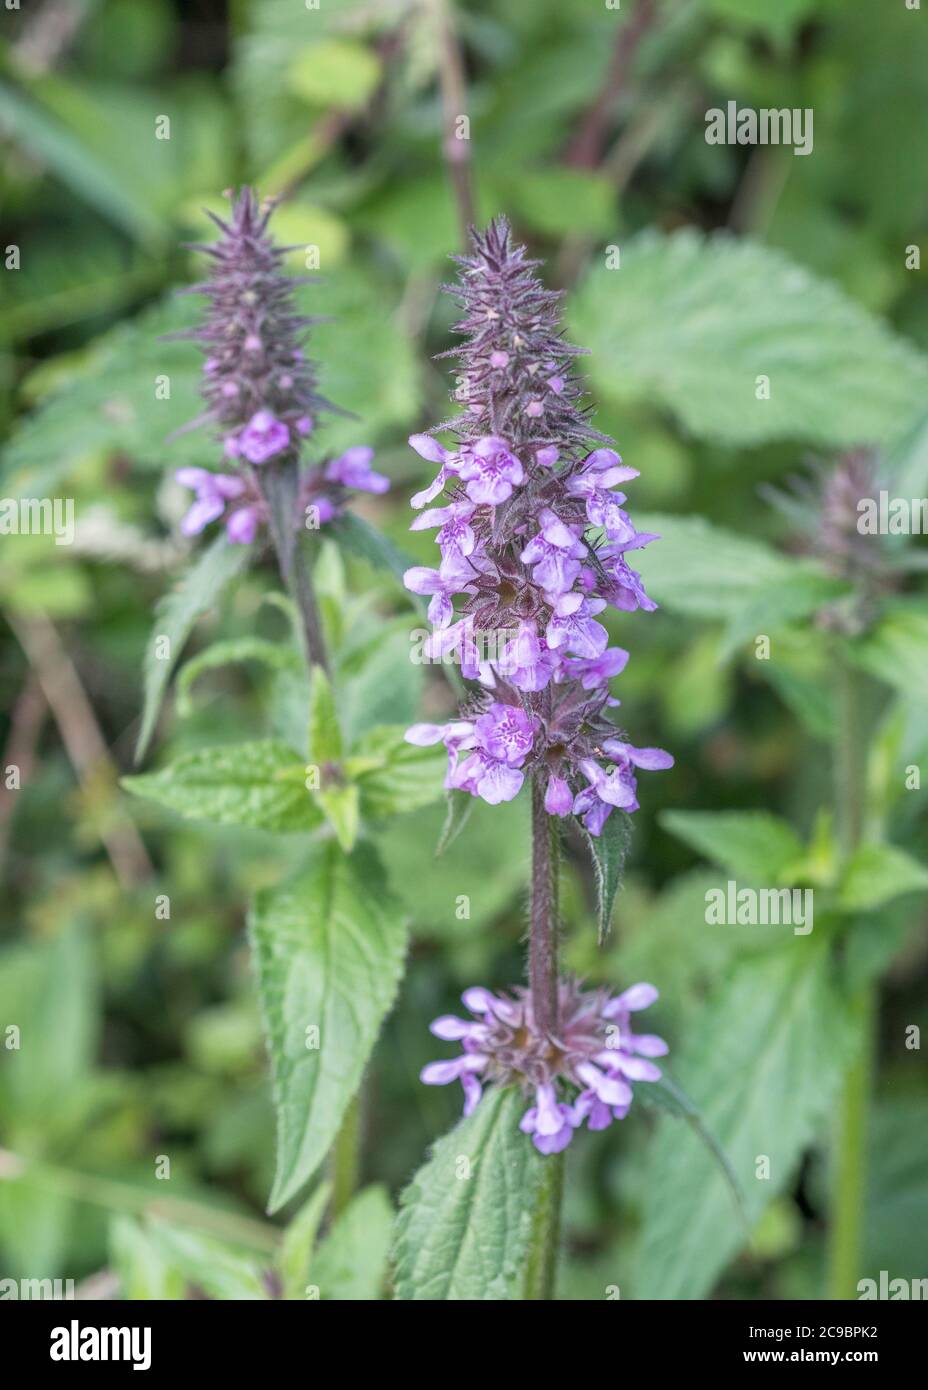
[400,216,671,833]
[325,446,389,494]
[421,978,667,1152]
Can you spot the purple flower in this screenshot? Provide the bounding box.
[496,622,560,692]
[457,435,524,506]
[520,508,586,596]
[237,409,291,464]
[545,591,609,659]
[473,702,536,766]
[404,558,475,628]
[421,978,666,1152]
[324,445,389,494]
[175,468,263,545]
[544,774,573,816]
[410,500,477,568]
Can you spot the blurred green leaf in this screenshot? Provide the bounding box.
[137,535,251,761]
[583,813,630,942]
[637,942,860,1298]
[571,231,928,448]
[839,843,928,912]
[277,1182,331,1301]
[350,724,446,819]
[660,810,805,882]
[249,843,407,1211]
[142,1220,268,1299]
[312,1184,393,1299]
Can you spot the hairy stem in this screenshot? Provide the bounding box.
[525,774,563,1299]
[529,775,559,1036]
[261,457,330,674]
[827,652,872,1299]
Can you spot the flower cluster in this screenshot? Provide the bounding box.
[176,188,387,543]
[403,218,671,834]
[421,979,667,1153]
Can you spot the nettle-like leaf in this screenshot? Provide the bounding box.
[140,1221,268,1300]
[392,1088,548,1301]
[249,843,408,1213]
[582,812,630,941]
[660,810,805,884]
[570,230,928,448]
[123,741,317,833]
[136,534,251,761]
[636,941,861,1299]
[348,724,446,819]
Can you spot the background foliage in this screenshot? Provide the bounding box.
[1,0,926,1299]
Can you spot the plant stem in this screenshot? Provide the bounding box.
[525,773,563,1299]
[261,457,330,674]
[431,0,475,247]
[827,651,872,1299]
[529,775,559,1036]
[331,1091,361,1220]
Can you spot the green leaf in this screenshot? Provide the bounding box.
[286,39,382,111]
[719,568,849,659]
[176,637,302,718]
[136,534,250,762]
[636,943,860,1298]
[660,809,804,882]
[349,725,446,819]
[312,1185,393,1300]
[109,1217,185,1301]
[849,603,928,699]
[142,1220,268,1300]
[123,741,318,833]
[307,665,342,764]
[277,1182,331,1302]
[840,843,928,912]
[633,513,799,620]
[435,790,474,857]
[637,1073,746,1230]
[330,511,418,593]
[571,230,928,448]
[249,843,408,1212]
[393,1088,548,1301]
[582,813,630,942]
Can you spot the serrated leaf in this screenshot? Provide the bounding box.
[582,812,630,941]
[349,725,446,818]
[123,741,318,833]
[660,809,804,883]
[136,535,250,761]
[312,1185,393,1300]
[571,230,928,448]
[249,843,408,1212]
[637,943,860,1298]
[839,842,928,912]
[393,1088,548,1301]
